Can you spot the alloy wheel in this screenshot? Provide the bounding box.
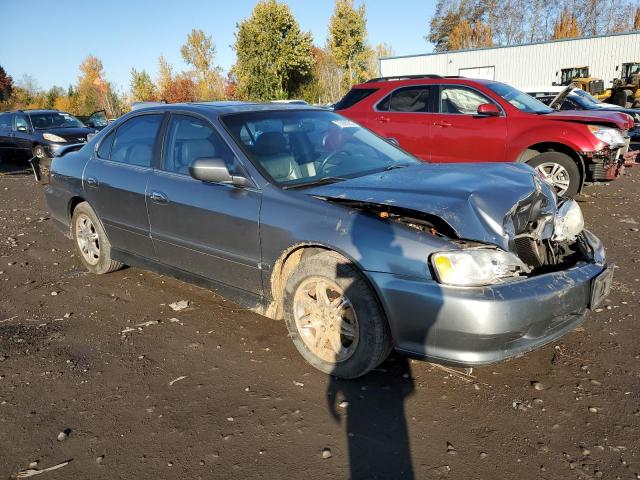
[534,161,571,196]
[293,277,359,363]
[75,213,100,265]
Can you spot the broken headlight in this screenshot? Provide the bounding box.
[552,199,584,242]
[587,125,625,148]
[431,249,529,287]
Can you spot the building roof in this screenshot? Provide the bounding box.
[381,30,640,62]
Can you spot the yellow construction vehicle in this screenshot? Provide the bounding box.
[556,66,608,100]
[609,62,640,108]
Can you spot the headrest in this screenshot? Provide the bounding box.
[255,132,287,155]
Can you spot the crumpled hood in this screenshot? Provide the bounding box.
[544,110,633,129]
[306,163,556,251]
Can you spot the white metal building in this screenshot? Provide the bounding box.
[379,31,640,89]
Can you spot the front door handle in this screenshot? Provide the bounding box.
[85,176,98,188]
[433,120,452,128]
[149,191,168,204]
[376,115,390,123]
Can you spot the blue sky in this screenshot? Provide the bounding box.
[0,0,436,93]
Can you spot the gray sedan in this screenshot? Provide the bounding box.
[45,102,612,378]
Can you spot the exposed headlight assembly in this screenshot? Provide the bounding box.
[552,199,584,242]
[587,125,625,147]
[431,248,529,287]
[43,133,67,143]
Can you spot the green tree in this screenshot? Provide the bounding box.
[44,86,64,109]
[180,28,224,100]
[328,0,373,90]
[233,0,315,101]
[130,68,158,102]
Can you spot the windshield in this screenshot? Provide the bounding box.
[28,112,85,129]
[486,83,553,114]
[221,110,418,188]
[571,89,601,107]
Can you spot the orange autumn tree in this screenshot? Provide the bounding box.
[449,19,493,50]
[552,8,581,40]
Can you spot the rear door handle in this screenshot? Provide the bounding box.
[85,176,98,188]
[149,191,168,204]
[433,120,452,128]
[376,115,390,123]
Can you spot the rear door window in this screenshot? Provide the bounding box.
[377,86,433,112]
[334,88,378,110]
[97,130,115,159]
[110,114,162,167]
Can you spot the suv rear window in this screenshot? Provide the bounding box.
[334,88,378,110]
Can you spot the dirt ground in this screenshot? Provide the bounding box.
[0,161,638,480]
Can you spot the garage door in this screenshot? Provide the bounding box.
[458,66,495,80]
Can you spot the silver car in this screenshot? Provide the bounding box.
[45,102,612,378]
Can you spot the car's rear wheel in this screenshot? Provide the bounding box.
[283,250,392,378]
[71,202,122,274]
[527,152,580,197]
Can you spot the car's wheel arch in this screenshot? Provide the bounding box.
[67,197,108,241]
[516,142,585,187]
[265,242,389,326]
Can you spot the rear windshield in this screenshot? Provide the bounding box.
[334,88,378,110]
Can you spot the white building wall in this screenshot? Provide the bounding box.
[379,32,640,89]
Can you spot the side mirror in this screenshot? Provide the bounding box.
[17,125,28,132]
[476,103,501,116]
[189,157,249,187]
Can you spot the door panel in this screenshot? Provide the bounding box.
[13,114,33,157]
[368,86,434,160]
[430,86,507,163]
[147,113,262,294]
[83,160,155,258]
[81,113,163,259]
[147,172,262,294]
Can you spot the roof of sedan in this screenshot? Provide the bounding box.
[133,101,319,115]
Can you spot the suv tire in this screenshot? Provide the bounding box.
[283,251,392,378]
[527,152,580,197]
[71,202,122,274]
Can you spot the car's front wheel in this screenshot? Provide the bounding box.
[71,202,122,274]
[283,251,392,378]
[527,152,580,197]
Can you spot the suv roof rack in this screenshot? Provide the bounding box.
[365,74,443,83]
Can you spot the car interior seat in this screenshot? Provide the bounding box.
[254,132,302,181]
[177,139,217,175]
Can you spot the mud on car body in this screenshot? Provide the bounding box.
[45,103,612,378]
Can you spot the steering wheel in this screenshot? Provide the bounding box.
[317,150,350,176]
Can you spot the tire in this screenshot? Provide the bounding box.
[612,89,632,108]
[71,202,122,274]
[526,151,581,198]
[283,250,392,378]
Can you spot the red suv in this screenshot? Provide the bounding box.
[335,76,633,197]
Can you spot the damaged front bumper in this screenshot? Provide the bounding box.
[367,230,610,366]
[583,136,632,181]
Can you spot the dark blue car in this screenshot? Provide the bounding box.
[45,102,612,378]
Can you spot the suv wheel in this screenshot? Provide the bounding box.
[283,251,392,378]
[71,202,122,274]
[527,152,580,197]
